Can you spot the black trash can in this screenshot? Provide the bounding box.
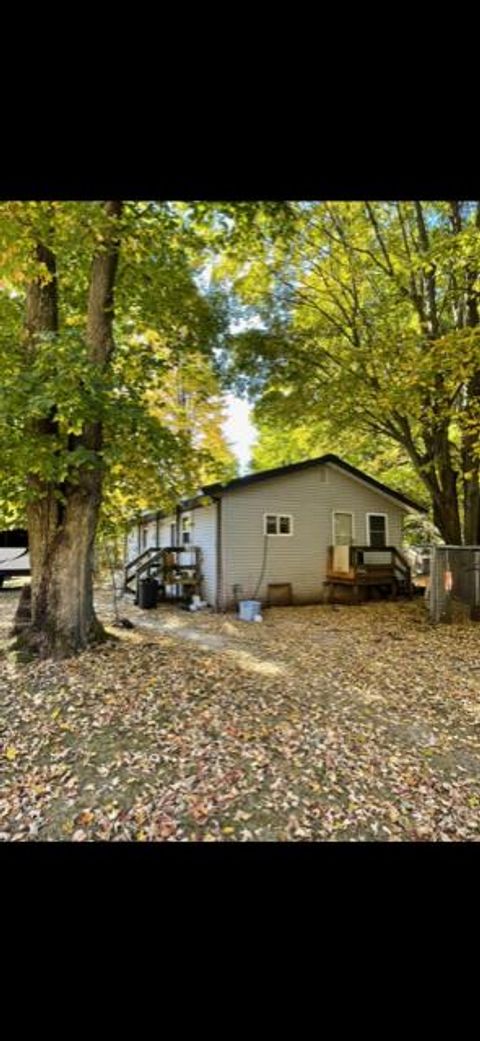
[138,577,159,609]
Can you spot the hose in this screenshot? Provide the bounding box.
[252,533,269,600]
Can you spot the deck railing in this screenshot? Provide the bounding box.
[327,545,412,594]
[124,545,202,599]
[124,546,162,588]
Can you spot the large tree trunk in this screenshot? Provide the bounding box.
[403,425,462,545]
[462,376,480,545]
[24,481,104,656]
[431,488,463,545]
[14,202,123,658]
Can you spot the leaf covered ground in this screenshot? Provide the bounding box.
[1,587,480,841]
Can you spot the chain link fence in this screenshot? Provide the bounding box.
[428,546,480,623]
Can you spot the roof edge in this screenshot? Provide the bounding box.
[202,453,428,514]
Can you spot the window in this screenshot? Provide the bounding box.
[182,515,191,545]
[141,526,148,550]
[170,523,176,546]
[263,514,293,536]
[367,513,387,548]
[333,512,354,546]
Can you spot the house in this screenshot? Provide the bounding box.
[125,454,427,609]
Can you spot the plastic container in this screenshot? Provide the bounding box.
[138,577,159,609]
[238,599,262,622]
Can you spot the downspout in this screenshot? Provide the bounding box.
[175,504,182,600]
[215,495,222,612]
[156,511,160,546]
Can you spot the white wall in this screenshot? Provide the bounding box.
[219,462,407,609]
[125,506,218,607]
[189,504,217,606]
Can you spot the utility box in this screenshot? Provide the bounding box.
[267,582,292,606]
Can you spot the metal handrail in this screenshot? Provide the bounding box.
[131,550,164,580]
[124,546,161,575]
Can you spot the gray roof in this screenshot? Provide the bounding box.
[202,453,427,513]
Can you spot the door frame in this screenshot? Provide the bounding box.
[332,510,355,545]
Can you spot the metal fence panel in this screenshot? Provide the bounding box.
[429,546,480,623]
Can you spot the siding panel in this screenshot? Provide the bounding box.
[220,463,407,609]
[190,504,217,606]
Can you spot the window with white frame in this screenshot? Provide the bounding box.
[181,514,191,545]
[367,513,387,548]
[264,513,293,536]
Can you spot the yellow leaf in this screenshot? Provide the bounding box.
[51,708,61,720]
[77,810,94,826]
[136,830,147,841]
[5,746,17,760]
[222,826,235,834]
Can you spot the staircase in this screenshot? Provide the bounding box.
[124,547,164,596]
[124,546,202,602]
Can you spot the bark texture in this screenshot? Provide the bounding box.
[14,202,123,657]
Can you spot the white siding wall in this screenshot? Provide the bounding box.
[159,514,176,547]
[326,465,404,546]
[125,507,218,607]
[126,527,139,561]
[126,515,160,562]
[190,504,217,606]
[220,463,407,609]
[146,518,158,548]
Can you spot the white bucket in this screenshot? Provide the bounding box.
[238,599,262,622]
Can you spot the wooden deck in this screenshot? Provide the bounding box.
[324,545,412,603]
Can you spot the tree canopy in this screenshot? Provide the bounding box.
[211,201,480,544]
[0,201,236,535]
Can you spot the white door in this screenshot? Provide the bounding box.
[333,512,353,545]
[332,512,353,572]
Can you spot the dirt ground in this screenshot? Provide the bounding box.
[1,583,480,841]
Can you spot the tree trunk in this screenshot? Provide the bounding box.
[463,475,480,545]
[402,426,462,544]
[13,202,123,658]
[23,481,105,656]
[431,489,463,545]
[437,452,462,545]
[462,404,480,545]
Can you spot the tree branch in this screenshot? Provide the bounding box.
[364,202,396,276]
